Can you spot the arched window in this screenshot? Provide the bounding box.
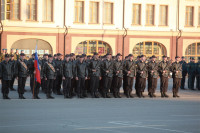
[11,39,53,58]
[185,42,200,62]
[75,40,112,55]
[133,41,167,60]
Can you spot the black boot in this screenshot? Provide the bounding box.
[140,92,145,98]
[47,94,54,99]
[113,93,118,98]
[161,92,165,98]
[173,92,176,98]
[149,93,153,98]
[125,92,130,98]
[36,95,40,99]
[10,88,16,91]
[164,92,169,98]
[94,92,100,98]
[3,94,7,99]
[106,93,111,98]
[83,93,88,98]
[78,94,84,98]
[175,93,180,98]
[117,92,121,98]
[3,94,10,99]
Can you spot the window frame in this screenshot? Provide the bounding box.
[159,5,168,26]
[26,0,37,21]
[42,0,54,22]
[132,3,141,25]
[185,6,194,27]
[74,0,85,23]
[146,4,155,26]
[6,0,21,20]
[103,2,114,24]
[89,1,99,24]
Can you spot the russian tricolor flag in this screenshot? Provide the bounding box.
[34,45,41,84]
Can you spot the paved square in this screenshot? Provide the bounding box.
[0,78,200,133]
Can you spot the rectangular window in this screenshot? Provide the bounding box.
[146,4,155,25]
[43,0,53,21]
[89,1,99,23]
[26,0,36,21]
[159,5,168,26]
[74,0,84,23]
[103,2,113,24]
[6,0,20,20]
[132,4,141,25]
[198,7,200,26]
[185,6,194,26]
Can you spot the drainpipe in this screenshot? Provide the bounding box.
[64,0,68,55]
[0,0,3,51]
[176,0,182,56]
[122,0,127,59]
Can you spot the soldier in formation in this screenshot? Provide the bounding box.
[1,48,200,100]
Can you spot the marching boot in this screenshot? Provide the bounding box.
[175,92,180,98]
[94,92,100,98]
[117,92,121,98]
[161,92,165,98]
[47,94,54,99]
[78,94,84,98]
[164,92,169,98]
[173,92,176,98]
[5,95,10,99]
[106,93,111,98]
[140,92,145,98]
[3,94,9,99]
[125,92,130,98]
[83,93,88,98]
[36,95,40,99]
[57,91,62,95]
[91,92,95,98]
[129,91,134,98]
[10,88,16,91]
[102,93,106,98]
[113,93,118,98]
[149,93,153,98]
[19,94,26,99]
[152,93,156,97]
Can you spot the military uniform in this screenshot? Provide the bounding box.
[147,59,159,97]
[14,52,20,60]
[0,55,15,99]
[62,56,73,98]
[187,59,196,90]
[75,59,88,98]
[180,59,187,89]
[136,60,148,97]
[15,56,29,99]
[171,60,182,97]
[101,58,113,98]
[89,57,101,98]
[42,58,57,99]
[196,58,200,90]
[123,58,136,98]
[41,57,48,93]
[9,56,16,91]
[54,57,63,95]
[113,58,123,98]
[28,56,41,99]
[158,59,170,97]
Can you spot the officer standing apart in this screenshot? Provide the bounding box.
[89,52,101,98]
[187,57,196,90]
[0,54,15,99]
[42,54,56,99]
[180,56,187,90]
[15,53,29,99]
[171,56,182,97]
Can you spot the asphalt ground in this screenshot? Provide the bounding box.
[0,78,200,133]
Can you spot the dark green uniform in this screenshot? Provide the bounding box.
[196,59,200,90]
[187,61,196,90]
[171,61,182,97]
[180,60,187,89]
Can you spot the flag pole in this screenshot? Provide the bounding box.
[32,40,38,99]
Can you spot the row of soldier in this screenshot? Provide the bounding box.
[0,49,200,99]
